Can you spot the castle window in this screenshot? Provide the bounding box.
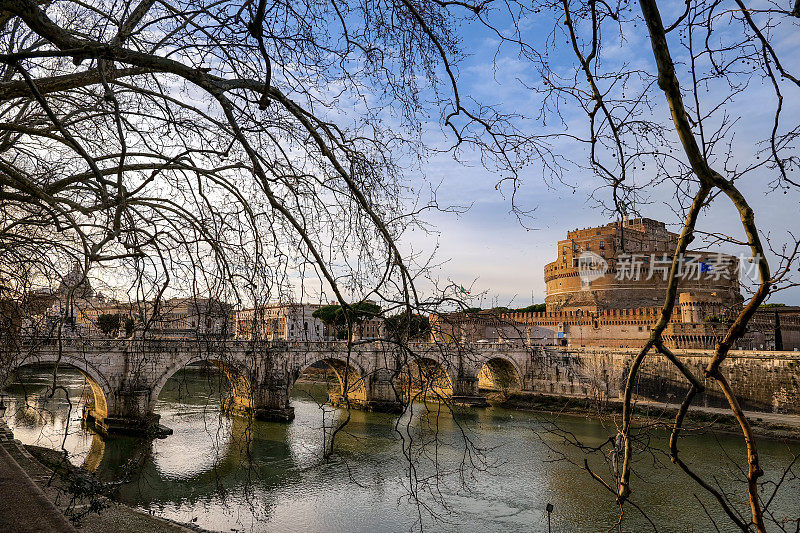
[599,240,605,249]
[600,250,605,258]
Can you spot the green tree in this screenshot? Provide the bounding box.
[349,302,382,322]
[385,312,430,342]
[96,313,121,336]
[312,302,382,339]
[515,304,546,313]
[312,305,342,327]
[123,318,134,337]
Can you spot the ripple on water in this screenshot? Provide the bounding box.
[3,366,799,533]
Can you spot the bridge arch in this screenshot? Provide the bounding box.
[477,355,522,393]
[4,356,112,421]
[292,355,368,405]
[149,355,253,412]
[397,356,454,402]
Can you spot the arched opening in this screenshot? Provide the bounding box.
[396,357,453,403]
[152,359,250,414]
[150,360,247,480]
[478,357,521,395]
[294,358,367,408]
[3,361,109,421]
[1,362,110,465]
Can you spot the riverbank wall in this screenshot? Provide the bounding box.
[523,347,800,414]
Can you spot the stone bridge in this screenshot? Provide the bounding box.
[8,339,798,437]
[5,338,534,436]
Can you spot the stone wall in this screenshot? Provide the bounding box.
[430,306,800,351]
[524,347,800,414]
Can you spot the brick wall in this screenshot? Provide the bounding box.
[543,219,741,312]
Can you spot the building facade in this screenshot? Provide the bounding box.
[24,295,232,339]
[543,217,742,313]
[431,218,800,351]
[234,303,331,341]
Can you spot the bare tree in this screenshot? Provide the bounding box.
[0,0,538,527]
[2,0,798,530]
[453,0,799,530]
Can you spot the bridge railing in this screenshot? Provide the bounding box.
[16,335,545,355]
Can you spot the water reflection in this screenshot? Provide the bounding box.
[82,433,106,472]
[3,366,96,466]
[3,365,799,532]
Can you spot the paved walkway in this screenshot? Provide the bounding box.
[0,423,77,532]
[0,421,196,533]
[628,399,800,428]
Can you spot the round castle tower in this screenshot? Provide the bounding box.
[544,218,742,314]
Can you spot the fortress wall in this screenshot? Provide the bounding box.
[435,307,799,351]
[543,218,741,313]
[524,347,800,414]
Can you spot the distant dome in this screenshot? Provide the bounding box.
[58,262,93,299]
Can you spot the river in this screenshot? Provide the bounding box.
[2,364,798,532]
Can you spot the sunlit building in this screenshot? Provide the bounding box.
[431,218,800,351]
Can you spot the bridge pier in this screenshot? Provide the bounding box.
[326,369,404,413]
[248,372,295,423]
[451,372,490,408]
[83,388,171,438]
[84,410,165,437]
[364,368,404,413]
[220,393,295,423]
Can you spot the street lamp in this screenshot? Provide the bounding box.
[546,502,554,533]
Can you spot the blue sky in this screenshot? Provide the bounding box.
[393,4,800,307]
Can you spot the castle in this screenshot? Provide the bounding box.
[431,218,800,350]
[544,218,741,312]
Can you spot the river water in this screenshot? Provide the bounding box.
[2,365,798,532]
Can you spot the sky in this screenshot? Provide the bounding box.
[388,3,800,307]
[71,2,799,309]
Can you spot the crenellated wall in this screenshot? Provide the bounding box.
[431,305,800,351]
[543,218,742,313]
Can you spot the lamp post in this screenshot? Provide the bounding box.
[546,502,554,533]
